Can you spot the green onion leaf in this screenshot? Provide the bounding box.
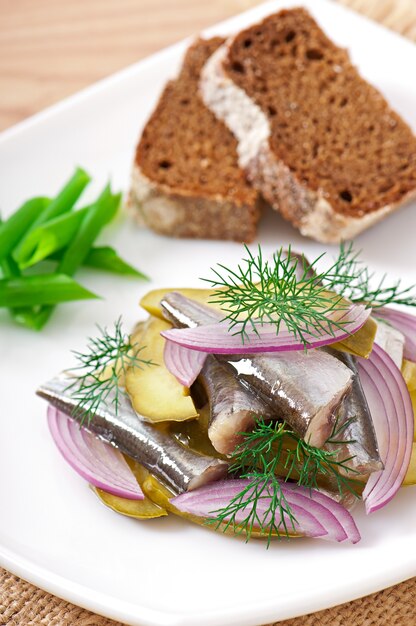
[31,187,120,329]
[0,197,50,262]
[17,207,89,268]
[0,274,99,308]
[13,167,90,262]
[57,185,121,276]
[50,246,148,279]
[0,216,39,328]
[82,246,148,279]
[0,247,38,327]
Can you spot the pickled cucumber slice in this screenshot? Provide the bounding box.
[331,316,377,359]
[125,316,198,422]
[169,405,225,458]
[403,359,416,392]
[92,487,167,519]
[140,288,219,319]
[91,458,168,518]
[403,443,416,486]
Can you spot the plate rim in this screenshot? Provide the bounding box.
[1,0,416,624]
[2,541,414,626]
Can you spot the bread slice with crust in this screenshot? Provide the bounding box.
[200,8,416,243]
[130,37,260,242]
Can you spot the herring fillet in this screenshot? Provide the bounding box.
[37,374,228,493]
[200,356,275,454]
[162,292,275,454]
[161,292,222,328]
[324,349,382,475]
[161,292,353,447]
[374,319,405,368]
[219,351,352,448]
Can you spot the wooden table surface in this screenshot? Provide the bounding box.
[2,0,415,132]
[0,0,261,132]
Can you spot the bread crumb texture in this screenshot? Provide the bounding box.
[222,8,416,218]
[136,38,257,209]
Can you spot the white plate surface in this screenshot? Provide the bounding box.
[1,1,416,624]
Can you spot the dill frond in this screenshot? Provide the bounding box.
[206,474,297,547]
[207,418,360,543]
[203,245,354,347]
[67,317,156,424]
[203,244,416,348]
[324,242,416,309]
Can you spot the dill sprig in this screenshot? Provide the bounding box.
[286,431,359,497]
[207,419,360,544]
[206,474,296,548]
[206,421,297,546]
[203,245,354,347]
[324,242,416,309]
[203,244,416,346]
[68,317,156,424]
[232,419,360,497]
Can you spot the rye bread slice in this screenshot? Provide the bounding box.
[200,8,416,243]
[130,38,260,242]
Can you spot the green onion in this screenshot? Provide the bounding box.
[82,246,148,279]
[0,197,50,262]
[12,308,49,331]
[32,187,121,329]
[0,255,18,278]
[17,207,89,269]
[50,246,147,278]
[0,274,99,308]
[0,216,39,327]
[0,247,35,326]
[14,167,90,262]
[18,192,121,270]
[1,167,148,331]
[57,185,121,276]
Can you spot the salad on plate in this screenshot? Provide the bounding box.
[37,244,416,545]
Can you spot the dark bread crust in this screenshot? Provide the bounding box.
[218,8,416,228]
[129,166,260,241]
[132,38,260,242]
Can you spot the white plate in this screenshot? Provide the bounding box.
[1,1,415,624]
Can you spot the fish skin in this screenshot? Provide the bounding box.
[161,292,353,447]
[218,351,352,448]
[374,320,404,368]
[37,374,228,493]
[162,293,276,454]
[315,484,359,511]
[161,292,222,328]
[323,349,382,475]
[199,356,275,455]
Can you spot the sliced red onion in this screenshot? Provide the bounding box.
[47,406,144,500]
[358,344,414,513]
[164,339,207,387]
[171,478,360,543]
[160,304,370,354]
[375,307,416,362]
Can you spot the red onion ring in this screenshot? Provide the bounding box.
[47,406,144,500]
[171,478,360,543]
[163,339,207,387]
[160,304,371,354]
[358,344,414,513]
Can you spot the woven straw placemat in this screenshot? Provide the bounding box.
[1,0,416,624]
[1,568,415,626]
